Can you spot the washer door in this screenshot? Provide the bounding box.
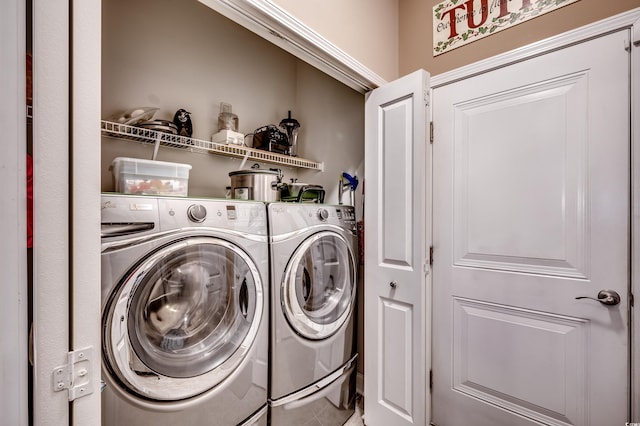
[282,231,356,340]
[103,236,263,401]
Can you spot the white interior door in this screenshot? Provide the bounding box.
[432,30,630,426]
[364,69,431,426]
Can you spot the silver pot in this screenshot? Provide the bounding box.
[228,169,282,201]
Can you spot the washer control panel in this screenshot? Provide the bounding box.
[158,197,267,235]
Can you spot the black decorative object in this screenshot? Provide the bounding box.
[173,109,193,138]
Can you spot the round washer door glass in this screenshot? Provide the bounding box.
[282,231,356,340]
[103,236,263,401]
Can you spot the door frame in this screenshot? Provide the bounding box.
[1,0,28,423]
[30,0,102,424]
[430,8,640,421]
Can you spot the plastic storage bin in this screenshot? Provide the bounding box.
[111,157,192,196]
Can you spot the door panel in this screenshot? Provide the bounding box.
[379,299,413,416]
[364,69,431,426]
[433,30,630,426]
[452,298,589,425]
[453,72,589,278]
[381,96,414,266]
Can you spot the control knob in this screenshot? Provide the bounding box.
[318,208,329,221]
[187,204,207,223]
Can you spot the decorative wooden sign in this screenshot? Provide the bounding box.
[433,0,580,56]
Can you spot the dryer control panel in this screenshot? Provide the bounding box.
[334,206,356,222]
[268,203,357,236]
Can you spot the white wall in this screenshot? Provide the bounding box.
[101,0,364,209]
[272,0,399,82]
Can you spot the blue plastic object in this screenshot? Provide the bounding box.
[341,172,358,191]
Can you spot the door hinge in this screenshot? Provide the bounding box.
[430,122,434,144]
[52,346,94,401]
[631,292,635,307]
[430,369,433,390]
[429,246,434,266]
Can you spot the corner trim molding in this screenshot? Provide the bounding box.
[198,0,386,93]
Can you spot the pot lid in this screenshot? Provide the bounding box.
[229,169,281,177]
[286,182,322,187]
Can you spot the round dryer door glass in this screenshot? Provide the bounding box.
[282,231,356,340]
[103,236,263,400]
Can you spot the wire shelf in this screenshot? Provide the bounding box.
[101,120,324,171]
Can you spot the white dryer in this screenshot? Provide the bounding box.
[267,202,358,425]
[100,194,269,426]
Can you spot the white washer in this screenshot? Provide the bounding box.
[267,202,358,425]
[100,194,269,426]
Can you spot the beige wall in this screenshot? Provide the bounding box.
[399,0,639,77]
[272,0,400,81]
[102,0,364,204]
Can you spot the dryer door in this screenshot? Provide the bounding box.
[103,236,263,401]
[282,231,356,340]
